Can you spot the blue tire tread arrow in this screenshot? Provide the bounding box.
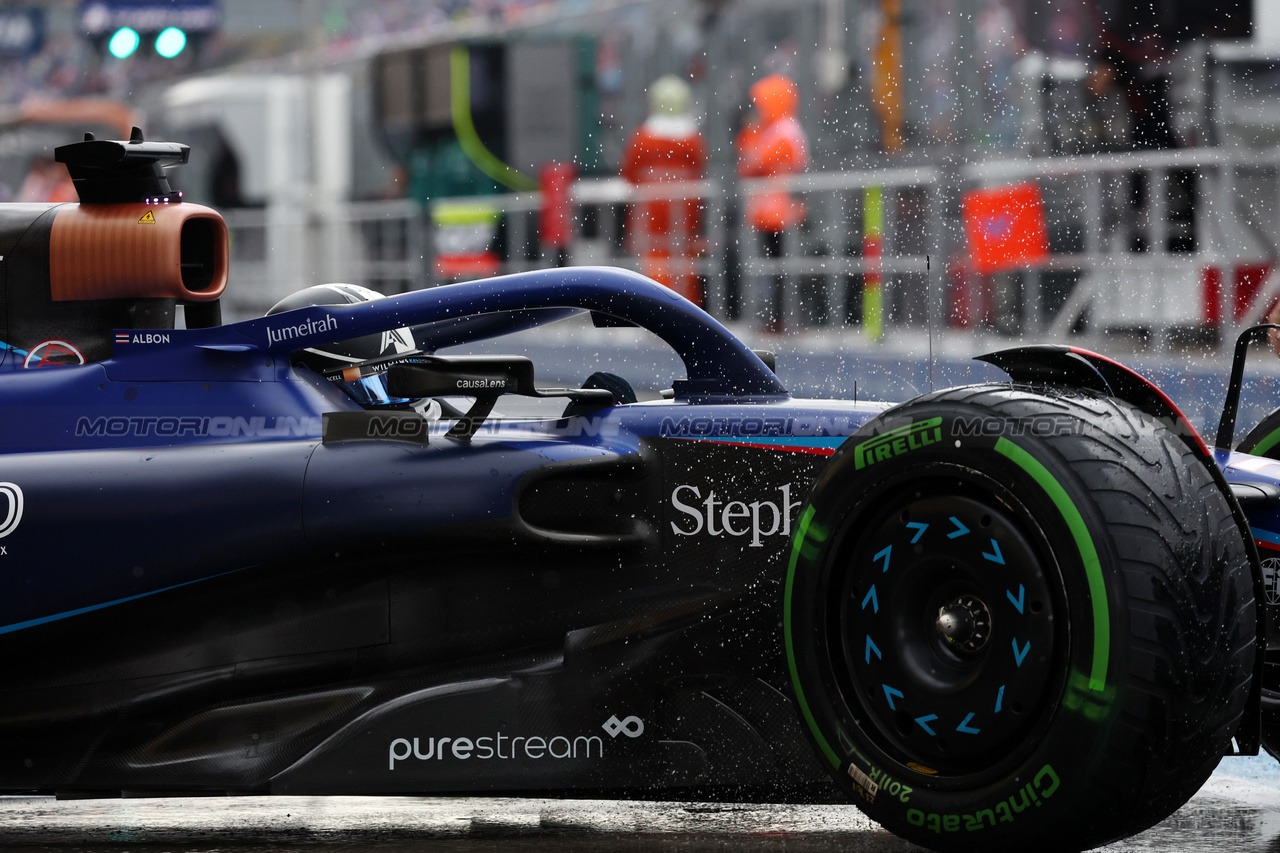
[982,538,1004,564]
[956,712,981,734]
[865,635,882,664]
[862,584,879,613]
[995,684,1006,713]
[874,545,892,573]
[914,714,938,735]
[947,516,970,538]
[883,684,904,710]
[1007,584,1025,614]
[1013,638,1031,667]
[906,521,928,543]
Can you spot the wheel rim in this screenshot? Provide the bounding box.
[830,471,1067,776]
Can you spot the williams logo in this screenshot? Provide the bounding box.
[0,482,23,539]
[266,314,339,346]
[854,418,942,469]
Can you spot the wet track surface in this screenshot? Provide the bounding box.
[2,760,1278,853]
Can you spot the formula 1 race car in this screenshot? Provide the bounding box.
[0,132,1275,853]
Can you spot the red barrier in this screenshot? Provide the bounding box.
[962,182,1050,275]
[539,162,576,251]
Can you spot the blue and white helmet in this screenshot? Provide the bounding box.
[267,283,417,407]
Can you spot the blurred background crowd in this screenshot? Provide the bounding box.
[0,0,1273,349]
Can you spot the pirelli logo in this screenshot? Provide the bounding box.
[854,418,943,469]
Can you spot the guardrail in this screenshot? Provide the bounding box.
[213,147,1280,349]
[737,166,941,336]
[960,147,1280,351]
[569,178,729,313]
[427,179,729,309]
[426,171,937,337]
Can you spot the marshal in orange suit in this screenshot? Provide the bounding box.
[620,75,707,304]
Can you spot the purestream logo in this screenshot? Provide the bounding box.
[602,715,645,738]
[387,733,602,769]
[266,314,339,346]
[388,716,643,770]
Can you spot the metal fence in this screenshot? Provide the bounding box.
[736,166,942,335]
[214,147,1280,350]
[962,147,1280,351]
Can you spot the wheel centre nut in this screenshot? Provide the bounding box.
[935,594,992,654]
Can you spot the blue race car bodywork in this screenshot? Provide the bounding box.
[1,133,1277,853]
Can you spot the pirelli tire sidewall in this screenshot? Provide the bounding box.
[785,391,1136,850]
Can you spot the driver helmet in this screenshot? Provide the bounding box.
[267,283,421,408]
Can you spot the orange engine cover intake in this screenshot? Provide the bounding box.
[49,203,228,303]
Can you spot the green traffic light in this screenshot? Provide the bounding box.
[155,27,187,58]
[107,27,140,59]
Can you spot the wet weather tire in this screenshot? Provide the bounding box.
[784,384,1255,852]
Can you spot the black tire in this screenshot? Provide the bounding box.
[784,384,1255,852]
[1237,407,1280,458]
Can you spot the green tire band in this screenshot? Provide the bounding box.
[1248,425,1280,457]
[784,505,842,769]
[994,437,1110,693]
